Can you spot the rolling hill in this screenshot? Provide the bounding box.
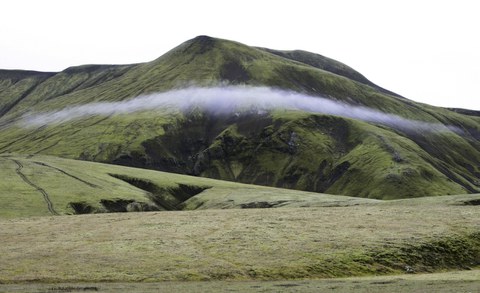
[0,154,376,218]
[0,35,479,200]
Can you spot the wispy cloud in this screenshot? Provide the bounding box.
[20,85,461,133]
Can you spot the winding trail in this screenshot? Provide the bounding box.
[12,159,59,215]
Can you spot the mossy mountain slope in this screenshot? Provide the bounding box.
[0,36,479,199]
[257,47,404,98]
[0,154,376,218]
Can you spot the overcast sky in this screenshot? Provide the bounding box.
[1,0,479,110]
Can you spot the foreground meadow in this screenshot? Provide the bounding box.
[1,197,479,285]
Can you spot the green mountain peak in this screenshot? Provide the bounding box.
[0,36,479,200]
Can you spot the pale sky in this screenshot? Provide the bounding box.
[1,0,479,110]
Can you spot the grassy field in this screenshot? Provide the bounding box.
[1,197,479,284]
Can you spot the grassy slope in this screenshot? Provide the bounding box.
[0,109,476,199]
[0,195,479,283]
[0,36,479,199]
[0,154,376,218]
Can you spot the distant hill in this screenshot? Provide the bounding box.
[0,35,479,199]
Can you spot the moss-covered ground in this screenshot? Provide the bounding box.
[0,198,479,284]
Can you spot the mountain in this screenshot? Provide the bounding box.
[0,35,479,199]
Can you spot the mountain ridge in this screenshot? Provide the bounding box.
[0,35,479,199]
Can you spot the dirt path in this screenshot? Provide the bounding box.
[12,159,59,215]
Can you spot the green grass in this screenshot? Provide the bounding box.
[0,106,477,202]
[0,197,479,283]
[0,153,378,218]
[1,146,474,218]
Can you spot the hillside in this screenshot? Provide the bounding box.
[0,36,479,199]
[0,154,376,218]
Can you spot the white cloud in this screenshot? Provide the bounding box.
[20,86,461,134]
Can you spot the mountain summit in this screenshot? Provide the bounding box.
[0,36,479,199]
